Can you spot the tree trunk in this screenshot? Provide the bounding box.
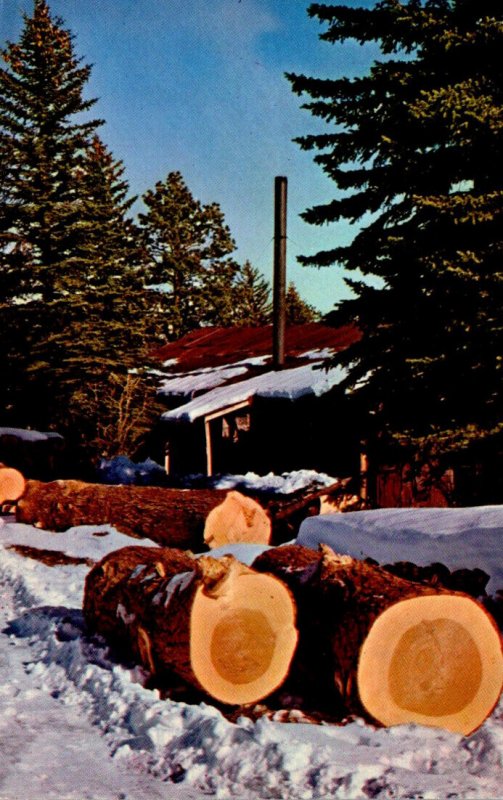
[0,464,26,504]
[15,480,271,550]
[252,544,503,734]
[84,545,298,706]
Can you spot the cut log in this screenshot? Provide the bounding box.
[252,544,503,734]
[84,546,298,706]
[0,464,26,503]
[203,490,271,548]
[16,480,271,550]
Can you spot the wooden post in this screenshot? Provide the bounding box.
[273,176,287,370]
[204,416,213,476]
[360,440,369,503]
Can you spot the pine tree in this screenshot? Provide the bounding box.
[139,171,240,338]
[289,0,503,453]
[36,136,158,389]
[0,0,102,298]
[285,282,320,324]
[0,0,103,425]
[232,261,273,325]
[0,2,159,464]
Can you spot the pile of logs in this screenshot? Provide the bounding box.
[83,542,502,735]
[2,466,502,735]
[12,475,351,547]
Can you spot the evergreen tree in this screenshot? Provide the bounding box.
[0,0,102,299]
[36,136,158,390]
[285,281,320,324]
[139,172,239,339]
[232,261,273,325]
[0,2,159,464]
[0,0,103,425]
[289,0,503,453]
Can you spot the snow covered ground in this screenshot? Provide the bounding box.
[0,507,502,800]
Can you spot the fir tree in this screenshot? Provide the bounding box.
[36,136,157,388]
[289,0,503,453]
[285,282,320,324]
[0,0,103,425]
[0,2,159,463]
[139,171,239,338]
[0,0,102,298]
[232,261,273,326]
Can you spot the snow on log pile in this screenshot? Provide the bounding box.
[296,506,503,595]
[83,541,503,735]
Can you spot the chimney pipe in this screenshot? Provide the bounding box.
[273,176,287,369]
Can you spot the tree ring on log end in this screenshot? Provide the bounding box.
[210,609,276,684]
[190,568,298,705]
[357,595,503,735]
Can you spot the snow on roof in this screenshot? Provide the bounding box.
[158,364,250,398]
[162,361,347,423]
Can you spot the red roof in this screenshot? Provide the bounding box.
[152,323,360,372]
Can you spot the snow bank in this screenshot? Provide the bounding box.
[0,514,502,799]
[213,468,340,494]
[0,427,63,442]
[297,506,503,594]
[97,455,167,486]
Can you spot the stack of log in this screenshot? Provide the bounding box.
[12,476,352,547]
[83,542,502,735]
[2,467,502,735]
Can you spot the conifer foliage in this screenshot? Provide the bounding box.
[139,172,240,339]
[0,1,158,460]
[290,0,503,452]
[232,261,273,326]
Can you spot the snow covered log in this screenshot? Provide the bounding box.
[83,545,298,705]
[0,463,26,504]
[296,506,503,595]
[15,480,271,550]
[252,544,503,735]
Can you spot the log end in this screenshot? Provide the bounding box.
[357,594,503,735]
[204,490,271,549]
[190,562,298,705]
[0,465,26,504]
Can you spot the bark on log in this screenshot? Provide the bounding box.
[0,464,26,504]
[16,480,271,550]
[84,545,298,706]
[252,544,503,734]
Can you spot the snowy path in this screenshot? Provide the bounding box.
[0,536,205,800]
[0,516,502,799]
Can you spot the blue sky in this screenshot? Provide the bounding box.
[1,0,378,313]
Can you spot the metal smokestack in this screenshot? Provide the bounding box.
[273,176,287,369]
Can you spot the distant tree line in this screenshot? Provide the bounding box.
[289,0,502,492]
[0,0,317,469]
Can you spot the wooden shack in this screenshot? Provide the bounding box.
[151,323,362,479]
